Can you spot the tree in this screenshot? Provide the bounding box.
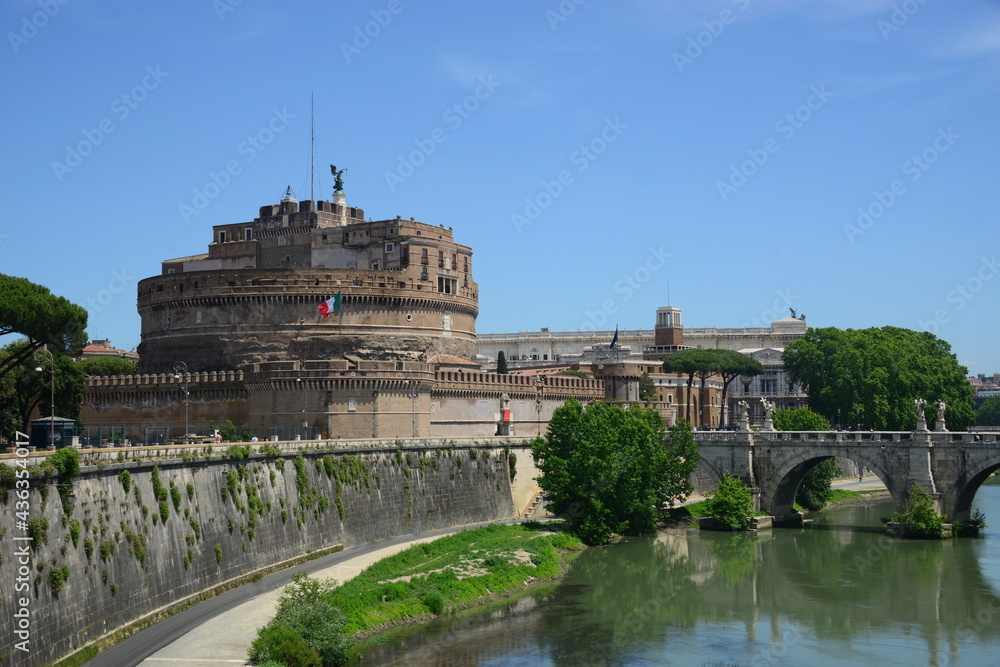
[711,350,763,427]
[638,371,655,402]
[978,396,1000,426]
[773,408,837,510]
[662,348,762,428]
[783,326,975,431]
[76,356,137,376]
[557,369,590,379]
[891,484,947,538]
[661,349,718,426]
[705,472,754,531]
[531,400,700,545]
[772,407,832,432]
[0,274,88,381]
[0,341,84,441]
[496,351,508,374]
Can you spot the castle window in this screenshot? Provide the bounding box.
[348,397,357,412]
[218,231,227,243]
[438,251,444,267]
[760,379,777,393]
[421,249,428,264]
[385,243,394,253]
[464,257,468,273]
[244,228,252,241]
[437,275,458,294]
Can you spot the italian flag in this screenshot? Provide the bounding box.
[318,292,341,318]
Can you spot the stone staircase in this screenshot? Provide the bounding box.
[521,492,544,518]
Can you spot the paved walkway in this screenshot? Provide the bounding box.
[138,532,461,667]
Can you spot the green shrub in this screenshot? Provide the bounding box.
[50,448,80,477]
[422,590,446,615]
[118,470,132,493]
[892,484,947,537]
[215,544,223,564]
[705,472,754,531]
[49,566,70,594]
[170,481,182,512]
[27,517,48,549]
[186,482,195,501]
[159,500,170,522]
[69,519,81,547]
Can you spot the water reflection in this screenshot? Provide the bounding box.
[361,490,1000,666]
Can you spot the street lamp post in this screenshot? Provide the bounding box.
[534,376,544,436]
[173,361,189,441]
[35,347,55,449]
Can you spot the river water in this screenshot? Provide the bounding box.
[362,486,1000,666]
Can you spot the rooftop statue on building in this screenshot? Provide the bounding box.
[330,165,346,193]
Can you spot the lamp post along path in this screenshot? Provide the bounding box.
[35,347,55,448]
[173,361,189,441]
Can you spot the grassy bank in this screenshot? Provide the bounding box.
[249,522,584,665]
[669,488,876,524]
[332,522,583,637]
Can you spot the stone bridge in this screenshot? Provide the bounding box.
[691,429,1000,523]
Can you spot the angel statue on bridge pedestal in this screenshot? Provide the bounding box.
[936,399,946,422]
[737,400,749,423]
[915,398,927,421]
[760,397,775,420]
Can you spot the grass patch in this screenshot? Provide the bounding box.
[323,523,582,638]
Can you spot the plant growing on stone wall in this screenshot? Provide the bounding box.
[159,500,169,522]
[83,537,93,561]
[117,470,131,493]
[99,539,114,561]
[110,582,118,596]
[49,566,70,594]
[170,481,182,512]
[468,448,477,460]
[508,452,517,482]
[151,466,167,504]
[215,544,223,564]
[27,517,48,549]
[69,519,80,547]
[186,482,195,501]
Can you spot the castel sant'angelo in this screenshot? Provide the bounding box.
[81,179,602,441]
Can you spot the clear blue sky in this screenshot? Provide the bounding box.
[2,1,998,375]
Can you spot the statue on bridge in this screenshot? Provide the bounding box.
[935,399,948,432]
[760,397,776,431]
[737,400,750,430]
[914,398,928,431]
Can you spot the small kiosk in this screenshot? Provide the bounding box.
[29,416,79,450]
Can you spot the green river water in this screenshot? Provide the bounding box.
[361,485,1000,666]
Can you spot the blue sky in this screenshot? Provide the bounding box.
[2,0,998,374]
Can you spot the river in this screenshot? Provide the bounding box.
[360,486,1000,666]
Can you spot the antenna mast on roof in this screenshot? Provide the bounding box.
[310,93,315,203]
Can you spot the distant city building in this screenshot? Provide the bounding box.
[478,306,809,428]
[76,339,138,362]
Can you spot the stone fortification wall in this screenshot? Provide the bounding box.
[0,438,530,666]
[137,268,479,374]
[80,372,249,443]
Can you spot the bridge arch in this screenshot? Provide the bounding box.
[761,448,902,518]
[945,457,1000,523]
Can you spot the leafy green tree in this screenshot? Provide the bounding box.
[892,484,947,538]
[978,396,1000,426]
[638,371,655,402]
[556,369,590,379]
[783,326,974,430]
[496,351,508,374]
[0,342,84,440]
[773,407,832,431]
[0,274,87,381]
[705,472,754,531]
[76,356,137,376]
[531,400,700,545]
[773,408,837,510]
